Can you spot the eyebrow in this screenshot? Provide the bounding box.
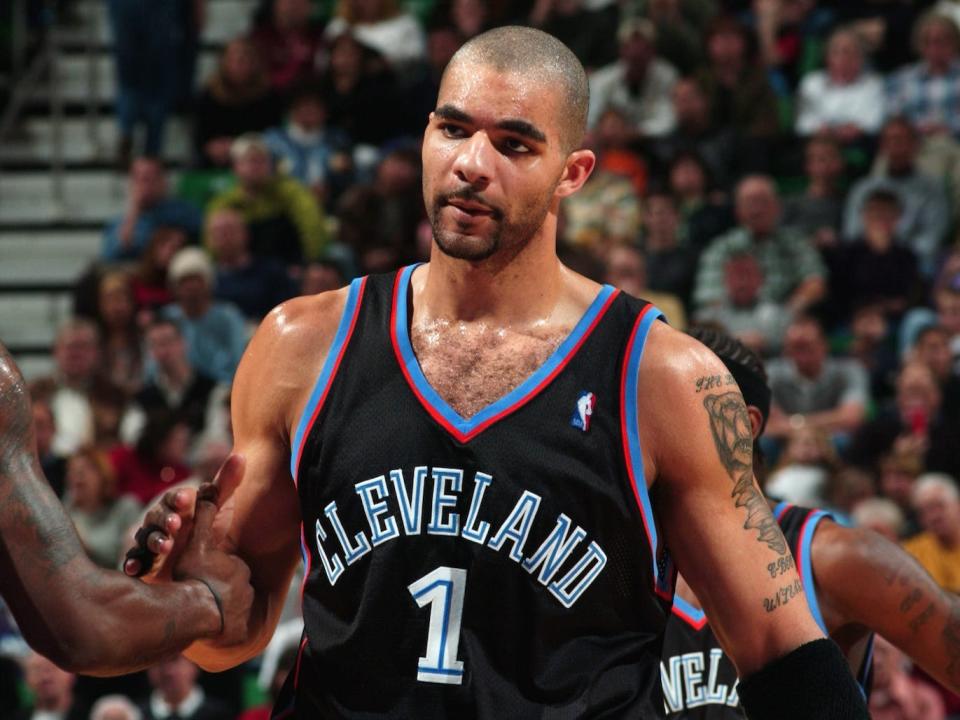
[434,104,547,144]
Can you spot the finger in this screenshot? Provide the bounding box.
[191,484,220,547]
[147,529,170,555]
[124,544,154,577]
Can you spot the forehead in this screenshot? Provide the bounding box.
[437,62,563,141]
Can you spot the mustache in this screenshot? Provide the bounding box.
[436,189,503,220]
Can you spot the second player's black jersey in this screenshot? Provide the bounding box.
[274,266,674,718]
[661,503,873,719]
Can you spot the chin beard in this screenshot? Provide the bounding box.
[432,226,501,262]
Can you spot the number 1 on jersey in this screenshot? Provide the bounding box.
[408,566,467,684]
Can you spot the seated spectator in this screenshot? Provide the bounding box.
[587,18,679,139]
[264,85,354,209]
[163,248,248,383]
[827,466,877,518]
[694,252,792,355]
[138,655,231,720]
[847,361,960,478]
[91,695,143,720]
[604,244,687,329]
[63,446,142,569]
[644,0,707,74]
[528,0,618,71]
[846,302,900,404]
[131,226,186,317]
[121,317,230,446]
[899,271,960,360]
[869,635,946,720]
[902,474,960,594]
[15,652,83,720]
[667,150,734,250]
[251,0,325,96]
[110,411,192,504]
[749,0,833,91]
[765,315,870,443]
[843,117,950,276]
[764,425,839,507]
[208,207,297,319]
[325,0,426,70]
[878,449,924,538]
[95,270,144,395]
[640,189,697,307]
[193,37,282,169]
[886,11,960,138]
[102,157,202,262]
[692,175,826,312]
[207,134,328,267]
[695,16,779,150]
[781,135,846,247]
[827,188,923,326]
[911,325,960,421]
[445,0,489,40]
[301,259,347,295]
[31,396,66,498]
[794,26,885,141]
[851,497,906,541]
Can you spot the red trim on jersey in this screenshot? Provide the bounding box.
[293,277,367,486]
[775,502,794,522]
[293,634,309,691]
[671,603,709,631]
[795,509,816,590]
[299,523,312,610]
[389,270,620,443]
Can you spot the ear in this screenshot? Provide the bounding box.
[746,405,764,441]
[555,149,596,199]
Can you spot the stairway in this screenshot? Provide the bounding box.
[0,0,257,379]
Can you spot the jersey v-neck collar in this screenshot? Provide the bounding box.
[390,263,619,443]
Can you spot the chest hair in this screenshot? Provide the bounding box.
[411,321,570,419]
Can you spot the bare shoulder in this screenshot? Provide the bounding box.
[637,321,736,403]
[233,287,353,438]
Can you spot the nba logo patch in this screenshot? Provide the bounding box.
[570,391,596,432]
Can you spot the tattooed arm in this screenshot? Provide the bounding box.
[637,322,824,677]
[812,520,960,694]
[0,342,252,675]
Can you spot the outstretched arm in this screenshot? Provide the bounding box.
[0,342,251,675]
[813,521,960,694]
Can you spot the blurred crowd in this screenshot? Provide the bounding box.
[3,0,960,717]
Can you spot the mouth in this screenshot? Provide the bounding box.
[445,198,495,217]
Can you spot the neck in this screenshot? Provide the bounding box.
[182,297,210,319]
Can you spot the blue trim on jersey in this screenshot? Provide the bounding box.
[394,263,618,436]
[289,277,365,478]
[858,633,875,699]
[673,595,706,625]
[622,306,665,589]
[773,501,791,521]
[799,509,834,634]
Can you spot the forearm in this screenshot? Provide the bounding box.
[184,591,276,672]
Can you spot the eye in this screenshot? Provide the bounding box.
[503,138,531,154]
[440,123,467,139]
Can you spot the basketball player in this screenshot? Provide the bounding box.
[661,328,960,717]
[125,27,867,718]
[0,341,253,674]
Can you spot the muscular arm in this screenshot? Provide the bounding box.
[813,521,960,694]
[639,323,824,676]
[182,289,347,671]
[0,345,223,675]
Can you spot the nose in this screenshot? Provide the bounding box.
[451,131,494,189]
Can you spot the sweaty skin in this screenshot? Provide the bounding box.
[0,341,254,675]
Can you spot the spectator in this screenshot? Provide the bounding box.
[121,318,230,447]
[131,226,187,317]
[95,270,144,395]
[102,157,202,262]
[301,259,347,296]
[765,315,870,443]
[764,425,839,507]
[695,15,780,143]
[694,252,792,355]
[878,449,924,538]
[848,361,960,478]
[106,0,182,162]
[63,446,142,569]
[110,410,192,504]
[644,0,706,74]
[842,118,950,276]
[251,0,325,95]
[692,175,826,312]
[851,497,907,541]
[846,302,900,404]
[31,396,66,498]
[604,244,687,329]
[887,11,960,138]
[899,271,960,361]
[325,0,427,70]
[138,655,231,720]
[14,652,83,720]
[827,188,923,326]
[237,645,299,720]
[795,26,885,141]
[667,150,734,250]
[207,207,297,320]
[528,0,618,71]
[207,134,328,267]
[640,189,697,307]
[902,474,960,594]
[264,85,354,209]
[911,325,960,421]
[587,17,679,138]
[781,135,846,247]
[827,466,878,519]
[869,635,946,720]
[91,695,143,720]
[162,248,248,383]
[193,37,282,169]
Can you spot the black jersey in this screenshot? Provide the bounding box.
[660,503,874,719]
[273,265,674,719]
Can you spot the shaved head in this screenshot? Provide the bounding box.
[443,26,589,154]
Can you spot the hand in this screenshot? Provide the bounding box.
[124,454,241,579]
[0,341,34,461]
[173,477,253,645]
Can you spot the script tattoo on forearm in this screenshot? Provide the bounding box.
[909,603,936,634]
[764,580,803,613]
[703,392,787,556]
[695,374,736,393]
